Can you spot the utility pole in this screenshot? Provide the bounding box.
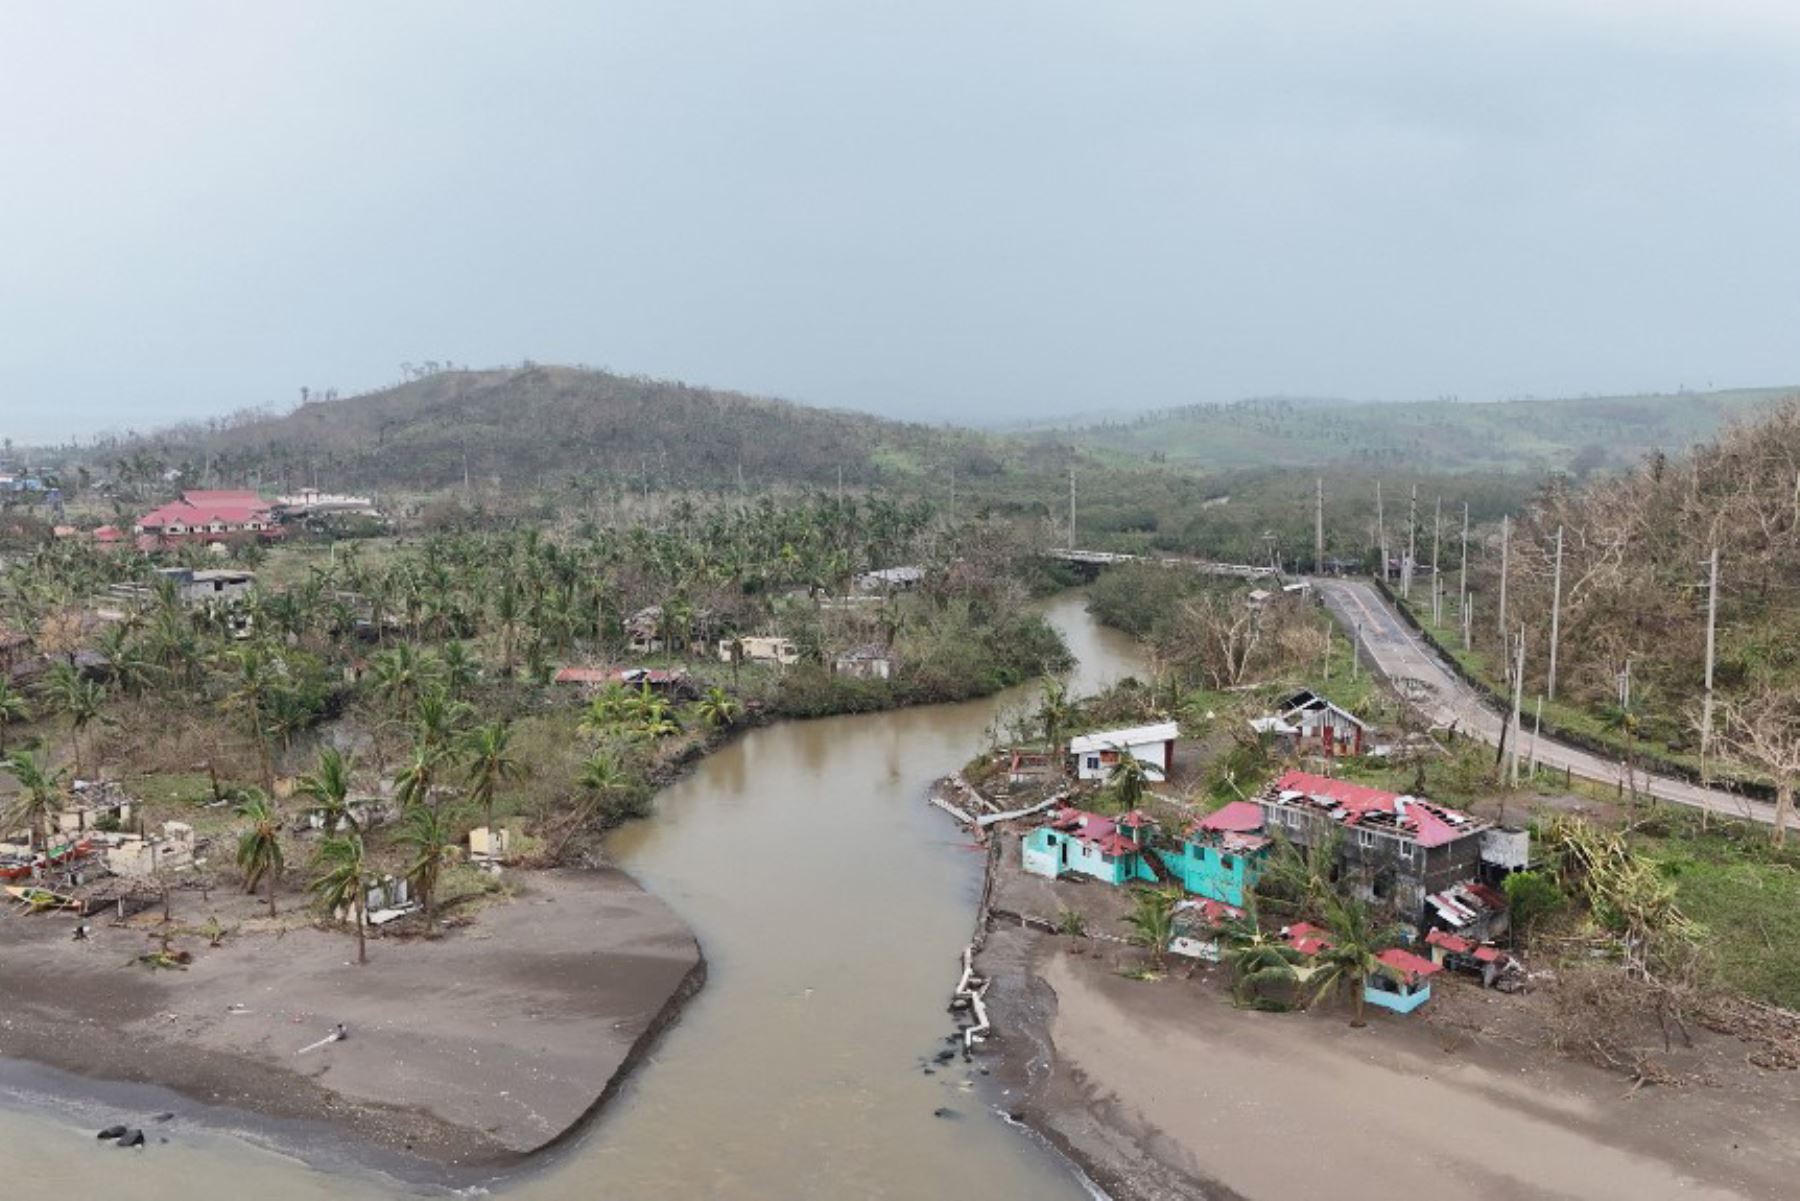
[1403,484,1418,598]
[1314,477,1324,576]
[1529,695,1543,779]
[1497,514,1510,638]
[1431,496,1443,626]
[1376,481,1387,583]
[1069,467,1077,548]
[1547,525,1564,701]
[949,465,956,525]
[1507,625,1526,788]
[1701,545,1719,787]
[1460,503,1471,651]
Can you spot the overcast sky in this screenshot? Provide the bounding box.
[5,2,1800,443]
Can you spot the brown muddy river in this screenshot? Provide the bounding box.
[0,591,1145,1198]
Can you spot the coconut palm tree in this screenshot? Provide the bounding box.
[2,751,67,854]
[41,661,105,778]
[0,678,28,755]
[1106,752,1151,810]
[397,803,460,931]
[576,749,638,822]
[1036,680,1073,767]
[695,685,741,730]
[1305,898,1406,1027]
[309,832,372,964]
[1221,913,1305,1009]
[216,643,278,795]
[463,720,526,833]
[394,740,444,810]
[1121,886,1182,970]
[295,746,357,833]
[234,792,285,917]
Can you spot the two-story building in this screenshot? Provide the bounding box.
[1158,800,1272,908]
[1022,807,1162,886]
[1257,770,1496,927]
[134,490,278,548]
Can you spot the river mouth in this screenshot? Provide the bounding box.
[0,589,1142,1200]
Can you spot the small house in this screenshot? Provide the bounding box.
[1168,898,1244,961]
[99,821,195,877]
[1424,928,1509,989]
[1021,807,1161,886]
[721,635,799,666]
[1365,947,1441,1014]
[469,825,511,861]
[1158,800,1272,908]
[1069,722,1179,783]
[855,565,924,594]
[625,606,665,654]
[833,644,892,680]
[56,782,134,834]
[1271,690,1370,758]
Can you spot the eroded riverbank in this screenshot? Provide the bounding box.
[0,868,701,1187]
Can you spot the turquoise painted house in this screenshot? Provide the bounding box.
[1363,948,1442,1014]
[1158,800,1272,908]
[1022,808,1161,886]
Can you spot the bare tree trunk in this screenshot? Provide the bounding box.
[356,904,368,964]
[1776,780,1793,850]
[266,867,278,917]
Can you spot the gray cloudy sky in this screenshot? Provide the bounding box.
[5,1,1800,443]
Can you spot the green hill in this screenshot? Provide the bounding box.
[1086,388,1794,475]
[84,365,1080,495]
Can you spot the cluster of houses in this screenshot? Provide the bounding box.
[2,781,202,918]
[47,487,383,556]
[1022,766,1525,1013]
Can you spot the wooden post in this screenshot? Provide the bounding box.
[1547,524,1564,701]
[1069,467,1077,548]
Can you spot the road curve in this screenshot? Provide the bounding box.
[1315,577,1793,830]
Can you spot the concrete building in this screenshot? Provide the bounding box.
[1069,722,1179,783]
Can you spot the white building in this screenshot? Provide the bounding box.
[720,635,799,666]
[1069,721,1180,782]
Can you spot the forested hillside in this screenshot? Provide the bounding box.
[79,365,1076,495]
[1088,388,1792,475]
[1454,399,1800,784]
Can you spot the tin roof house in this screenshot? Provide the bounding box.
[1257,771,1510,930]
[1022,807,1162,887]
[1069,722,1179,783]
[1157,800,1272,908]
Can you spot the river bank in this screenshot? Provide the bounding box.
[0,867,702,1187]
[972,831,1800,1201]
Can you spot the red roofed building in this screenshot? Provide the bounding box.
[1259,770,1494,928]
[133,490,278,547]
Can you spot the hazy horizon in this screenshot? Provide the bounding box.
[7,2,1800,444]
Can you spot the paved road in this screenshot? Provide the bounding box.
[1315,577,1792,830]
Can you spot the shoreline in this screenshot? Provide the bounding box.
[0,866,705,1190]
[970,829,1800,1201]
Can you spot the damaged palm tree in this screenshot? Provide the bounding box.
[1542,815,1699,976]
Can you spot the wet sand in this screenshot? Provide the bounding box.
[0,868,702,1184]
[975,848,1800,1201]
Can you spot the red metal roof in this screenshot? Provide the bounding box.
[1376,947,1443,986]
[138,490,273,531]
[1425,928,1474,954]
[1197,800,1265,834]
[1271,770,1477,848]
[1283,922,1332,956]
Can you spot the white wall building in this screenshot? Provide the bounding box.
[1069,721,1180,782]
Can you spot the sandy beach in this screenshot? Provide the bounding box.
[973,834,1800,1201]
[0,867,702,1183]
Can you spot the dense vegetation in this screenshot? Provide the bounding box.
[1,496,1068,936]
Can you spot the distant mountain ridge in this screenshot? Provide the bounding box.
[1085,387,1796,475]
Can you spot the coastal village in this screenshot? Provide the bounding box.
[4,462,1800,1200]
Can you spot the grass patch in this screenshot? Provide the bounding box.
[1639,815,1800,1008]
